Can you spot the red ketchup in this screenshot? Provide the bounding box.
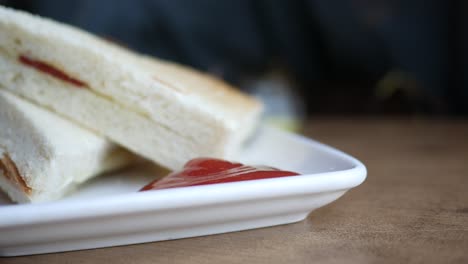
[140,158,300,191]
[19,55,88,87]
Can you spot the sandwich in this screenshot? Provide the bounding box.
[0,6,263,170]
[0,90,135,203]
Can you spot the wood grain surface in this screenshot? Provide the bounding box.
[3,118,468,264]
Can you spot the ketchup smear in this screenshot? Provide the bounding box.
[19,55,88,88]
[140,158,300,191]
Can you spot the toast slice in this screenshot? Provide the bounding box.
[0,6,263,170]
[0,90,135,203]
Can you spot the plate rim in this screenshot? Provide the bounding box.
[0,127,367,227]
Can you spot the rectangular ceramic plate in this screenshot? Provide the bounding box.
[0,126,366,256]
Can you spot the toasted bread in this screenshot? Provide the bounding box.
[0,90,135,203]
[0,6,262,169]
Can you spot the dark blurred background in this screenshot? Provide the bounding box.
[2,0,467,120]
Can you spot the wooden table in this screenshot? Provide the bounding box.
[4,119,468,263]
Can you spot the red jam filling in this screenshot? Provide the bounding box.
[140,158,300,191]
[18,55,88,87]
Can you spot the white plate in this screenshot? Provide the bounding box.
[0,126,366,256]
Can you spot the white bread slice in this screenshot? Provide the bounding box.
[0,6,263,170]
[0,90,135,203]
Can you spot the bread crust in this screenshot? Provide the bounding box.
[0,153,31,195]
